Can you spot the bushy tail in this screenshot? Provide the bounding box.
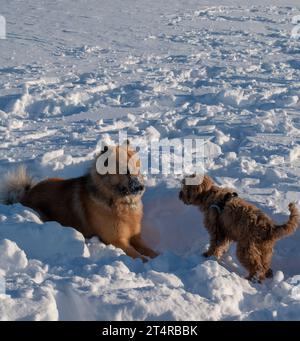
[272,203,299,240]
[0,166,35,205]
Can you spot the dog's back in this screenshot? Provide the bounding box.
[222,197,299,242]
[21,176,87,233]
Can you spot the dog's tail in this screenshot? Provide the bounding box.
[272,203,299,240]
[0,166,35,205]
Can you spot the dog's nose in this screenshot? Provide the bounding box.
[129,177,144,193]
[137,184,144,191]
[131,184,144,192]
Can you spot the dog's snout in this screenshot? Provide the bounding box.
[129,177,144,193]
[137,184,145,191]
[132,183,144,191]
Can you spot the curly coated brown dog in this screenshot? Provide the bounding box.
[179,174,299,282]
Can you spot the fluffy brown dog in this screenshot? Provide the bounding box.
[0,144,158,262]
[179,174,299,282]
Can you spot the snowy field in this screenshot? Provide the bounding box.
[0,0,300,320]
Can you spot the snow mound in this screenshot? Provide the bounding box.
[0,205,89,262]
[0,0,300,321]
[0,239,28,273]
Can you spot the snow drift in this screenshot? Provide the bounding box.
[0,0,300,320]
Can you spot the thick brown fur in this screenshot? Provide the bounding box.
[2,145,158,262]
[179,175,299,282]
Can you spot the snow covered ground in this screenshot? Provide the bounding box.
[0,0,300,320]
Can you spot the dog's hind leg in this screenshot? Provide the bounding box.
[130,235,159,259]
[237,242,262,282]
[259,243,274,281]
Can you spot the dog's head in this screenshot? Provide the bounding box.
[179,174,214,205]
[92,141,145,202]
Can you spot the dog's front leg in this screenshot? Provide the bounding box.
[203,238,218,258]
[214,238,231,258]
[113,239,147,262]
[203,218,230,259]
[131,235,159,259]
[202,220,219,258]
[203,215,218,257]
[203,238,231,259]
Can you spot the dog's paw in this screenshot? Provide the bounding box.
[245,275,261,284]
[141,256,149,263]
[150,251,160,259]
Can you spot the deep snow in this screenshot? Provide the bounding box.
[0,0,300,320]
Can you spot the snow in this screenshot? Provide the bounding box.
[0,239,28,273]
[0,0,300,320]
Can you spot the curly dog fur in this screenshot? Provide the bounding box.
[179,175,299,282]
